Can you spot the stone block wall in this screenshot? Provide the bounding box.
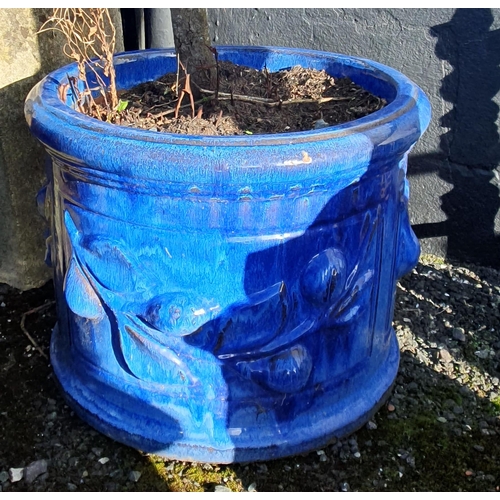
[0,9,123,289]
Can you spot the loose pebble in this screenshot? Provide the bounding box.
[128,471,141,482]
[215,485,232,492]
[439,348,453,364]
[475,349,490,359]
[8,468,23,483]
[452,328,467,342]
[24,460,48,484]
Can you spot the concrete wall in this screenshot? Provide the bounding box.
[209,8,500,267]
[0,9,123,290]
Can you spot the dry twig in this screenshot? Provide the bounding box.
[197,87,352,106]
[174,60,196,119]
[38,8,118,118]
[153,98,208,120]
[20,301,56,361]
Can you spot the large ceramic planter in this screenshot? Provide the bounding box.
[25,46,431,463]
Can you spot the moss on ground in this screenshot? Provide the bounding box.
[345,404,500,492]
[120,401,499,492]
[420,254,447,266]
[128,456,243,492]
[120,374,500,492]
[491,397,500,414]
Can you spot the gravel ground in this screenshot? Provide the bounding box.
[1,254,500,492]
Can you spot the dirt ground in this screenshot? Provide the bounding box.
[1,254,500,491]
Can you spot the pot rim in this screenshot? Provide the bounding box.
[26,45,431,149]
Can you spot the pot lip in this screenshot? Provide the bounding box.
[27,45,429,148]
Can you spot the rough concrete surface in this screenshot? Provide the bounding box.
[209,8,500,267]
[0,8,123,290]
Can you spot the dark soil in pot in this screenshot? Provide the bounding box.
[90,61,386,136]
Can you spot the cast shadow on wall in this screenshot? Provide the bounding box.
[411,8,500,267]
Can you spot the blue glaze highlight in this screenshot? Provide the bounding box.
[25,46,431,463]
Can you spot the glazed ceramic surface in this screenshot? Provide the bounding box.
[25,46,431,463]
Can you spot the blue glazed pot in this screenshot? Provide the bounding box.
[25,46,431,463]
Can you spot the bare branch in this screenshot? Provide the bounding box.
[38,8,119,116]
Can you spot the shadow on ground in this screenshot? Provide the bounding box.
[0,254,499,491]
